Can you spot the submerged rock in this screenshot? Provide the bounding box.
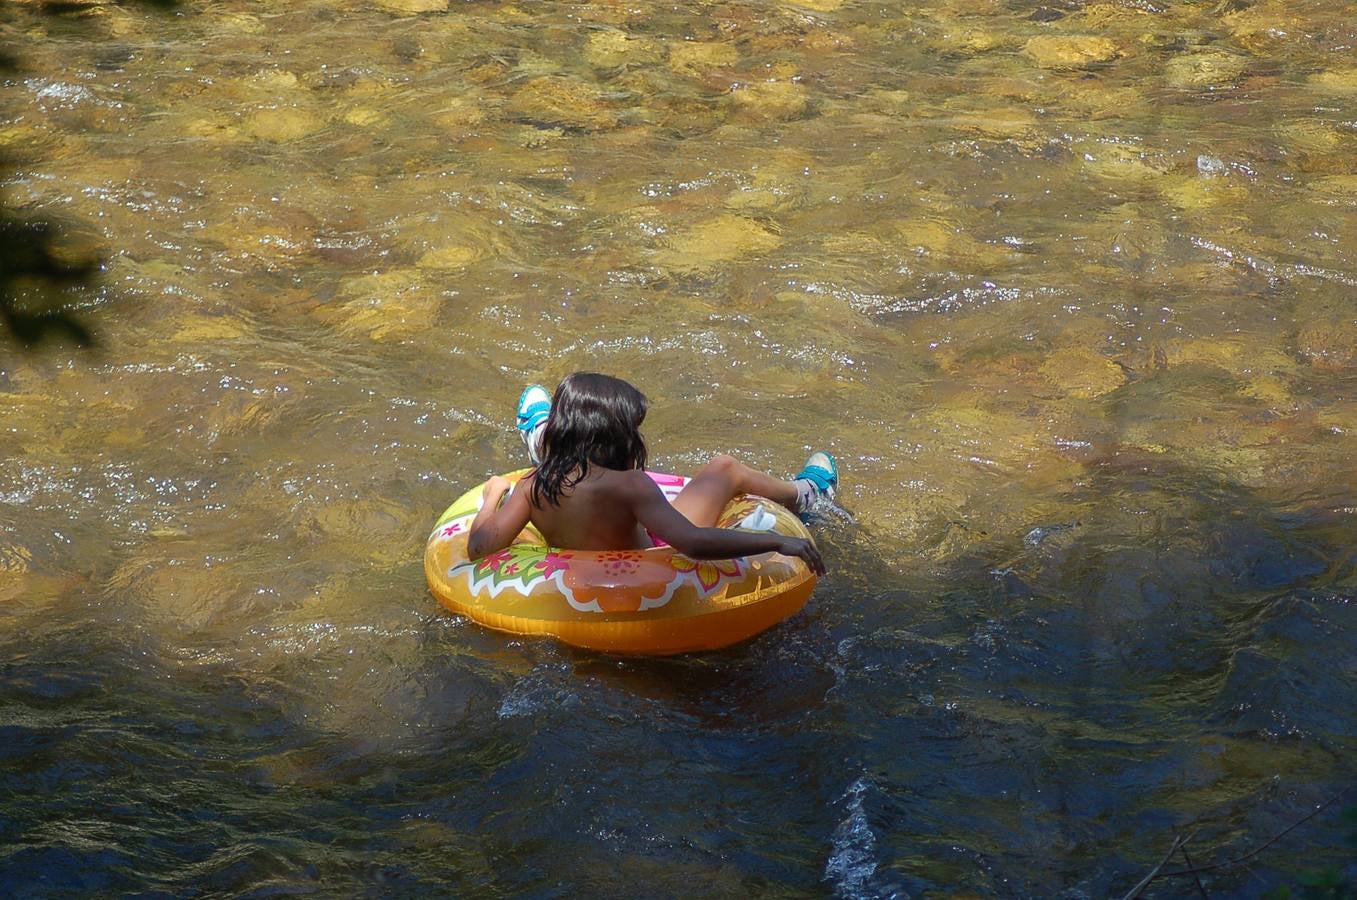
[241,106,326,142]
[803,29,854,52]
[1277,118,1346,154]
[668,40,739,76]
[584,30,662,69]
[375,0,446,12]
[887,218,1014,269]
[1067,2,1155,29]
[1038,347,1127,399]
[507,76,618,130]
[416,245,483,269]
[1311,175,1357,200]
[172,314,253,343]
[729,80,809,122]
[321,269,444,341]
[341,106,389,128]
[1023,35,1120,70]
[431,96,488,134]
[656,214,781,270]
[1164,337,1298,378]
[1223,4,1303,55]
[1297,316,1357,369]
[1078,141,1169,182]
[1307,67,1357,94]
[1164,50,1247,89]
[215,11,264,33]
[934,28,1009,57]
[1240,375,1295,411]
[1158,174,1247,210]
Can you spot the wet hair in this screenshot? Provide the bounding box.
[531,372,648,507]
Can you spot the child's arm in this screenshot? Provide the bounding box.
[624,472,826,575]
[467,475,533,559]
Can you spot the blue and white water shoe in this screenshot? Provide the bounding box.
[793,451,838,520]
[516,384,551,465]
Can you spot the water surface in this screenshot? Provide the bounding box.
[2,0,1355,895]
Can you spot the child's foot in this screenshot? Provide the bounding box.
[516,384,551,465]
[793,451,837,520]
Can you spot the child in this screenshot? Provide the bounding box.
[466,373,836,574]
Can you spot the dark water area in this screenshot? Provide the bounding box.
[3,0,1356,895]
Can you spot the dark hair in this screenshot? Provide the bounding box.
[531,372,648,507]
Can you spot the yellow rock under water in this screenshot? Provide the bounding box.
[668,40,739,75]
[1241,375,1295,410]
[656,214,782,270]
[1307,68,1357,94]
[1223,3,1303,55]
[1165,337,1298,377]
[585,30,662,69]
[1078,142,1168,182]
[1278,119,1346,153]
[417,245,483,269]
[1066,3,1154,29]
[935,28,1008,57]
[507,76,618,130]
[216,11,264,33]
[1297,317,1357,369]
[1164,50,1247,89]
[431,97,488,132]
[1311,175,1357,199]
[172,314,252,343]
[1038,347,1127,399]
[730,81,809,122]
[375,0,446,13]
[879,218,1015,270]
[247,68,302,93]
[1158,175,1247,210]
[241,106,325,142]
[342,106,389,128]
[1023,35,1120,70]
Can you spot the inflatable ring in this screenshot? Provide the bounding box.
[425,470,818,655]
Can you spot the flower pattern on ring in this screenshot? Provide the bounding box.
[671,555,744,591]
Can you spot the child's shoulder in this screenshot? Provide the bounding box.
[595,466,655,494]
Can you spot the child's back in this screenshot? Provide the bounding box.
[519,467,653,551]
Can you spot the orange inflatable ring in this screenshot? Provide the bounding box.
[424,470,818,655]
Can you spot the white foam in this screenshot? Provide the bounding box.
[824,775,882,899]
[496,667,579,719]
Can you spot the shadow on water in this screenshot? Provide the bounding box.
[2,447,1353,896]
[470,449,1357,897]
[811,447,1357,897]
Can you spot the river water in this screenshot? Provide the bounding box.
[2,0,1355,895]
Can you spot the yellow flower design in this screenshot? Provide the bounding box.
[671,556,744,591]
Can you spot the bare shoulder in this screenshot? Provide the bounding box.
[608,468,660,500]
[513,471,538,507]
[514,470,537,495]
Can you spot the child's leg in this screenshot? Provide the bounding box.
[671,455,799,527]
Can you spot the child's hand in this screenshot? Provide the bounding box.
[777,536,826,576]
[482,475,511,503]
